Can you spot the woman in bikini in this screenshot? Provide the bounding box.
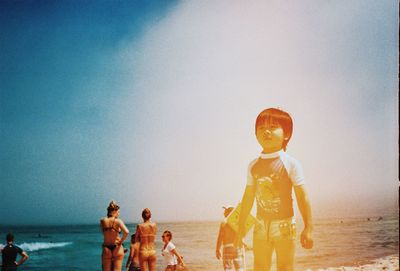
[100,201,129,271]
[135,208,157,271]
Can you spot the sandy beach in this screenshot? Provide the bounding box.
[308,255,399,271]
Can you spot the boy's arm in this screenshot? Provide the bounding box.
[215,223,224,259]
[236,185,256,246]
[294,185,313,249]
[126,244,134,268]
[171,248,185,266]
[16,250,29,267]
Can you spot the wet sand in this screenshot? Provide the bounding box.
[308,255,399,271]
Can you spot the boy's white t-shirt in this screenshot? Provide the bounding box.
[246,150,305,186]
[162,241,177,266]
[246,150,305,219]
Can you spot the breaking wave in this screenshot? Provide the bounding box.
[18,242,72,252]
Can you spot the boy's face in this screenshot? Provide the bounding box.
[256,121,285,153]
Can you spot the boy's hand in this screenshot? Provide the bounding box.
[300,227,313,249]
[216,249,221,260]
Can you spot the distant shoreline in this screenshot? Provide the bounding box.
[0,213,398,227]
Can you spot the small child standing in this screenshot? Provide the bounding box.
[237,108,313,271]
[161,230,186,271]
[216,206,243,271]
[126,234,140,271]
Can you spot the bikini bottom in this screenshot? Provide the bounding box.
[103,244,117,252]
[128,264,141,271]
[139,247,156,259]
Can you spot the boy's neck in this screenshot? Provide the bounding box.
[260,149,283,159]
[262,147,283,154]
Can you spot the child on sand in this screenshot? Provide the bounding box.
[216,206,243,271]
[126,234,140,271]
[236,108,313,271]
[161,230,186,271]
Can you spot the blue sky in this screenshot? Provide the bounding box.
[1,0,179,224]
[0,0,398,225]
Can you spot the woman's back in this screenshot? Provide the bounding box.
[101,217,121,245]
[137,222,156,248]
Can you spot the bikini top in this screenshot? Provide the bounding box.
[140,233,156,238]
[137,224,156,239]
[102,217,121,233]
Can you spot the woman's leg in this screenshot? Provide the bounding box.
[112,246,125,271]
[148,254,157,271]
[139,255,148,271]
[102,247,112,271]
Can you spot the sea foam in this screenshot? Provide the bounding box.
[18,242,72,252]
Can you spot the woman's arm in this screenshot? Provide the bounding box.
[117,219,129,245]
[99,219,104,232]
[134,225,141,243]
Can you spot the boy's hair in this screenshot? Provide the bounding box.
[255,108,293,151]
[6,233,14,242]
[223,206,234,218]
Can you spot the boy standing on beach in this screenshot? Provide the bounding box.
[236,108,313,271]
[1,233,29,271]
[216,206,243,271]
[126,234,140,271]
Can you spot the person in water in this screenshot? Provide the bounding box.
[1,233,29,271]
[236,108,313,271]
[216,206,243,271]
[161,230,186,271]
[135,208,157,271]
[100,200,129,271]
[126,234,141,271]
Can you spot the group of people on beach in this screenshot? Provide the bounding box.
[1,108,314,271]
[100,108,314,271]
[100,203,186,271]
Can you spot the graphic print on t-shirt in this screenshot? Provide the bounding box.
[255,173,281,214]
[251,156,294,219]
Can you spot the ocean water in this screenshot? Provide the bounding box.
[0,215,398,271]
